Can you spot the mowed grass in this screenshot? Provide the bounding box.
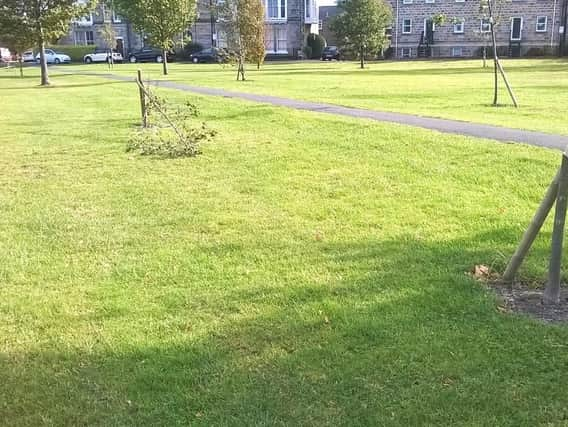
[70,57,568,135]
[2,67,568,426]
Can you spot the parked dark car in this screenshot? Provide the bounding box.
[128,47,174,63]
[189,48,224,63]
[321,46,340,61]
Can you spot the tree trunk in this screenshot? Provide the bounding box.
[19,56,24,78]
[39,39,50,86]
[107,49,114,70]
[360,47,365,69]
[162,49,168,75]
[488,2,499,105]
[482,46,487,68]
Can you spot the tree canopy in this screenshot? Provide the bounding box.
[0,0,91,84]
[331,0,392,68]
[112,0,197,75]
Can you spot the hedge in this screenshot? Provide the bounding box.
[48,45,95,62]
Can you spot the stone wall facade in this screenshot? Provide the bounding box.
[388,0,567,58]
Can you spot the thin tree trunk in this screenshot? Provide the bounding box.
[162,49,168,75]
[39,39,49,86]
[482,46,487,68]
[19,56,24,78]
[360,47,364,69]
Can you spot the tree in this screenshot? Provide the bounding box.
[0,0,91,85]
[480,0,518,107]
[220,0,265,80]
[113,0,197,75]
[331,0,392,69]
[99,21,116,69]
[0,16,35,77]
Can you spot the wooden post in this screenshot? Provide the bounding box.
[544,152,568,304]
[137,69,147,128]
[495,59,519,108]
[503,169,560,283]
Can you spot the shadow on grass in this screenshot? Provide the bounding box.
[2,229,568,426]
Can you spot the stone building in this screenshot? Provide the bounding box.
[388,0,568,58]
[59,3,142,56]
[318,5,340,45]
[190,0,320,57]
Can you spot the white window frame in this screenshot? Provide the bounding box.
[451,47,463,57]
[536,16,547,32]
[480,18,490,33]
[402,18,412,34]
[455,0,465,3]
[425,0,435,3]
[101,4,112,22]
[112,10,122,23]
[265,0,287,21]
[74,13,93,26]
[402,0,412,4]
[453,19,465,33]
[510,17,523,41]
[401,47,412,58]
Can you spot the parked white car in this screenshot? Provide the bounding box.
[83,48,123,64]
[22,51,35,62]
[35,49,71,64]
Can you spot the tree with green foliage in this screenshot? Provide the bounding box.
[220,0,265,80]
[331,0,391,69]
[0,0,92,85]
[112,0,197,75]
[0,16,35,77]
[99,22,116,69]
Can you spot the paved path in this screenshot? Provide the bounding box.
[77,71,568,151]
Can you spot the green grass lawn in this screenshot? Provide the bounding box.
[2,67,568,426]
[68,58,568,135]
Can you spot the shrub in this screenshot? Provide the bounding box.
[306,33,326,59]
[302,45,312,59]
[127,88,216,158]
[49,45,94,62]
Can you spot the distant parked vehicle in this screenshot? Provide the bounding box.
[0,47,12,63]
[22,51,35,62]
[83,48,123,64]
[128,47,174,63]
[35,49,71,64]
[189,47,224,63]
[321,46,340,61]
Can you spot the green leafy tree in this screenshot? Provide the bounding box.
[331,0,392,69]
[0,0,92,85]
[113,0,197,75]
[220,0,265,80]
[0,17,35,77]
[99,21,116,69]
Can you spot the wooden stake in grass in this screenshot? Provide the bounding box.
[137,69,147,128]
[502,169,560,283]
[544,152,568,304]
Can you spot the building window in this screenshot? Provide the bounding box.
[451,47,463,57]
[74,30,95,45]
[402,0,412,4]
[536,16,547,32]
[453,19,465,33]
[402,18,412,34]
[401,47,412,58]
[266,0,286,20]
[112,11,122,23]
[455,0,464,3]
[425,0,435,3]
[101,4,112,22]
[318,19,323,31]
[265,25,287,53]
[480,18,490,33]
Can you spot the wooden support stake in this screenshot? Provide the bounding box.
[544,152,568,304]
[496,59,519,108]
[503,169,560,283]
[137,69,147,128]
